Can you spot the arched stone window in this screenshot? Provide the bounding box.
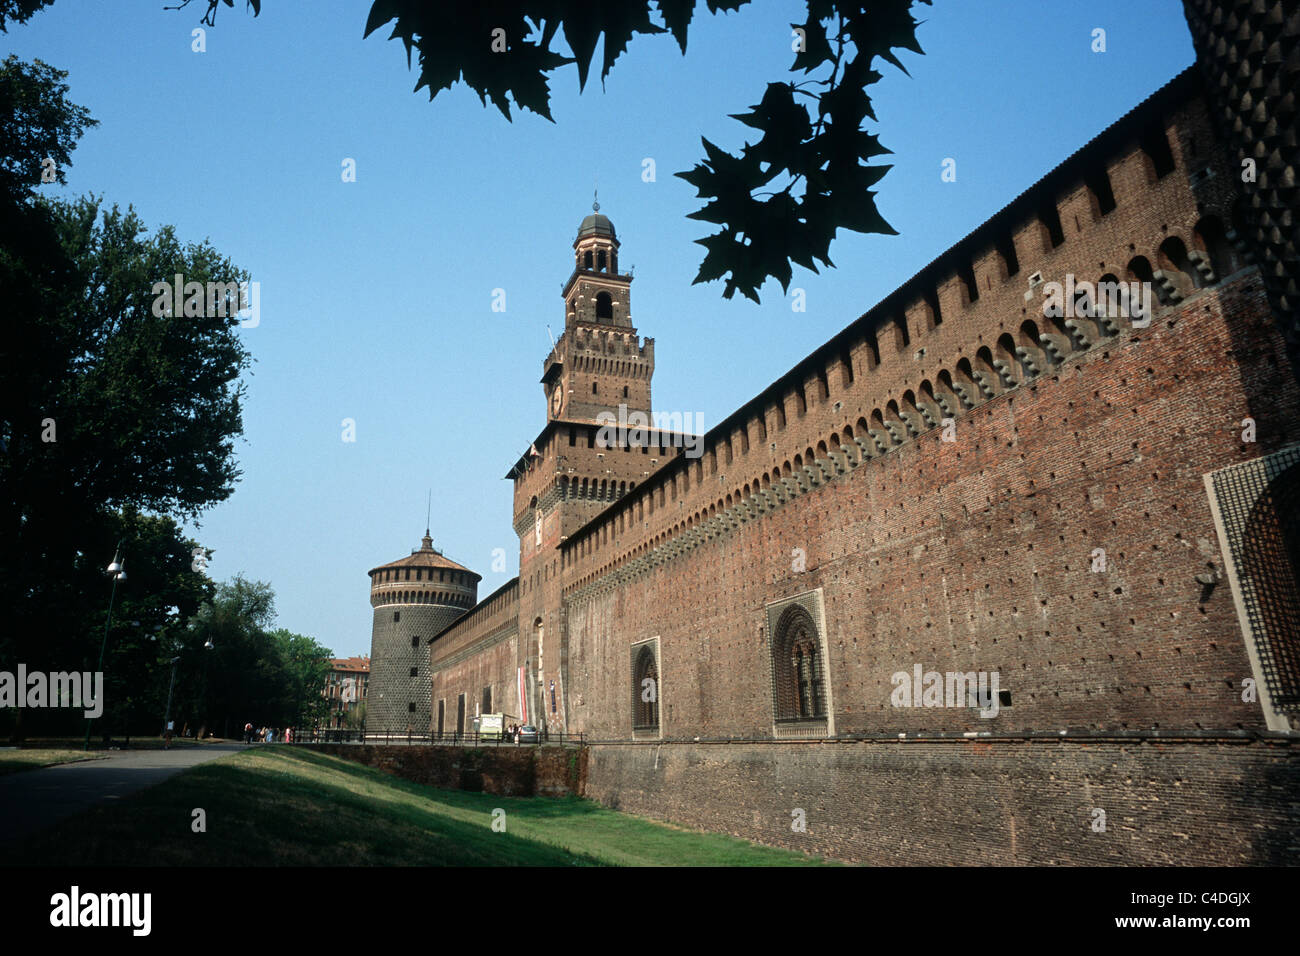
[596,291,613,320]
[632,643,659,730]
[771,605,825,721]
[584,251,593,269]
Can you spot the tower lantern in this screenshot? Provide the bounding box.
[566,201,632,329]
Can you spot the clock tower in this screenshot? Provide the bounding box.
[507,204,671,737]
[542,202,654,424]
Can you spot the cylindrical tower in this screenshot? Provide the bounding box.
[366,531,480,735]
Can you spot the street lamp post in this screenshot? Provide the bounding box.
[201,638,213,739]
[162,655,181,745]
[84,539,126,751]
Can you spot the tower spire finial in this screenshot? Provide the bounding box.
[593,178,599,213]
[425,489,431,539]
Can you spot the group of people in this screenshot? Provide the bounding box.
[503,724,539,742]
[243,722,293,744]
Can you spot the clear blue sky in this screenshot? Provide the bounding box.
[5,0,1196,656]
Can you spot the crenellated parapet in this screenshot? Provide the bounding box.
[430,577,520,665]
[559,67,1249,595]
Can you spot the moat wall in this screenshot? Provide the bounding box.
[307,744,585,797]
[584,738,1300,865]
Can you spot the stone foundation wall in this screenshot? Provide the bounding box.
[306,744,585,798]
[584,738,1299,865]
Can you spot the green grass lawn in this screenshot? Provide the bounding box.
[8,746,835,866]
[0,748,104,775]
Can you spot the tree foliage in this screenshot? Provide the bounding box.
[0,56,253,721]
[182,579,333,734]
[0,55,96,202]
[0,0,53,33]
[362,0,930,302]
[159,0,930,303]
[91,511,215,736]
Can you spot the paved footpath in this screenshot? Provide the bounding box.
[0,744,246,846]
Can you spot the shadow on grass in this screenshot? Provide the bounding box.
[9,747,833,866]
[278,747,834,866]
[8,746,604,867]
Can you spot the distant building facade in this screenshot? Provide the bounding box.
[322,656,370,729]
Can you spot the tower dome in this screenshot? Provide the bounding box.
[577,212,616,240]
[572,199,622,281]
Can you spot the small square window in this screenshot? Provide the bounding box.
[411,636,419,648]
[393,611,400,623]
[408,702,416,713]
[410,667,418,677]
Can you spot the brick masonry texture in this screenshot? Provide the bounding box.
[429,579,520,731]
[562,274,1292,740]
[309,744,585,797]
[583,739,1298,865]
[369,604,465,734]
[405,65,1300,863]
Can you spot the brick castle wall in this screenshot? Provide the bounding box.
[430,579,521,730]
[583,738,1298,865]
[563,272,1295,740]
[419,68,1300,863]
[308,743,585,797]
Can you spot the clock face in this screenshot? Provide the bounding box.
[550,385,564,416]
